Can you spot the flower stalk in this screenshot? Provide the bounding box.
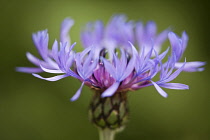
[99,129,115,140]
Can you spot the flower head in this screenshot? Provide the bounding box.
[17,15,205,101]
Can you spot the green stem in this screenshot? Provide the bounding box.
[99,129,116,140]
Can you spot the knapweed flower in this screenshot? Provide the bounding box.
[17,15,205,135]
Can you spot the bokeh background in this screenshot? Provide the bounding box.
[1,0,209,139]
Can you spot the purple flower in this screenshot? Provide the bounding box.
[17,15,205,101]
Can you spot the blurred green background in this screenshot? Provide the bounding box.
[1,0,209,139]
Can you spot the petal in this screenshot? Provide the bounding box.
[181,31,188,51]
[168,32,179,49]
[136,22,144,47]
[149,61,159,78]
[16,67,43,73]
[101,57,116,79]
[168,32,182,60]
[155,29,170,46]
[69,42,76,51]
[26,52,41,66]
[60,18,74,46]
[84,60,98,78]
[120,54,136,81]
[155,47,169,61]
[70,82,85,101]
[52,40,59,63]
[40,65,63,73]
[59,42,67,67]
[119,49,127,72]
[83,50,94,69]
[32,74,68,81]
[65,54,75,71]
[32,30,49,60]
[80,47,92,59]
[81,21,104,48]
[146,21,156,37]
[101,82,120,97]
[175,61,206,72]
[66,70,81,79]
[160,83,189,90]
[93,21,104,43]
[75,54,84,78]
[151,81,168,98]
[163,59,186,83]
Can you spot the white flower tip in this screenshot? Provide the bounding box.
[162,94,168,98]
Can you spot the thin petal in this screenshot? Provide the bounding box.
[155,47,169,61]
[101,57,116,79]
[26,52,41,66]
[59,42,67,67]
[175,61,206,72]
[70,82,85,101]
[160,83,189,90]
[136,22,144,47]
[83,51,93,69]
[181,31,188,51]
[168,32,179,49]
[168,32,182,60]
[163,59,186,83]
[81,21,104,48]
[120,54,136,81]
[146,21,156,37]
[80,46,92,59]
[32,30,49,60]
[65,54,75,71]
[16,67,43,73]
[65,69,81,80]
[155,29,170,46]
[32,74,68,81]
[60,18,74,46]
[40,65,63,73]
[119,49,127,72]
[101,82,120,97]
[84,60,98,78]
[151,81,168,98]
[52,40,59,63]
